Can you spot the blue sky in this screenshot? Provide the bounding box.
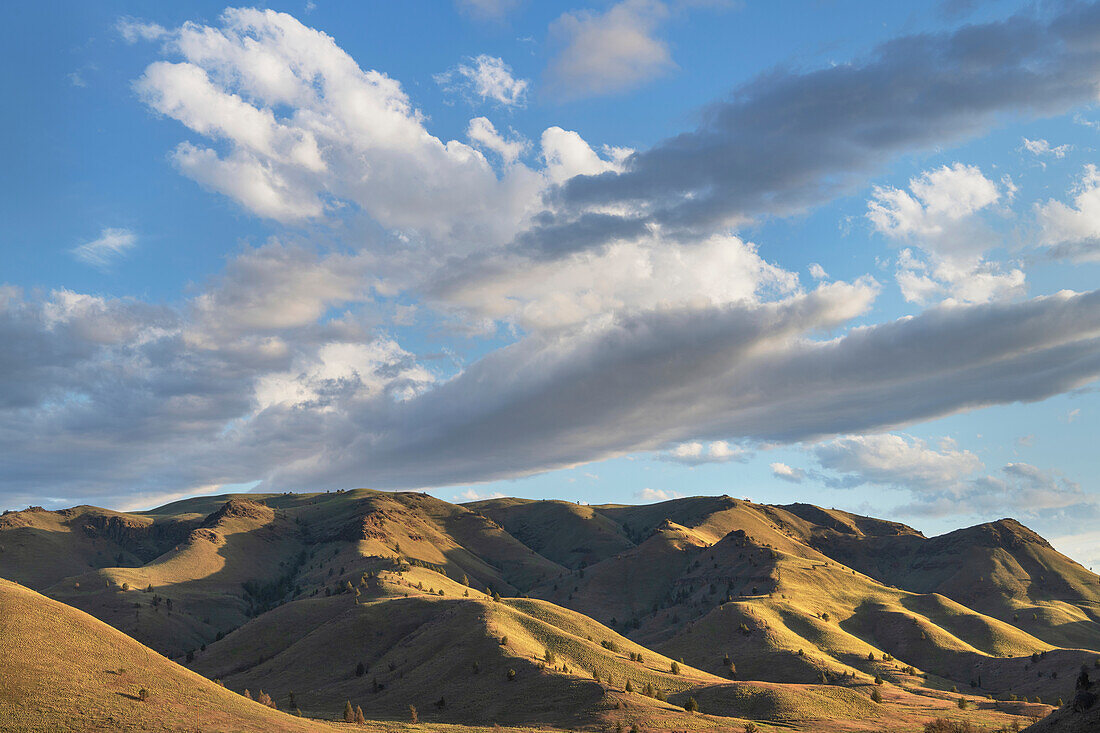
[3,1,1100,566]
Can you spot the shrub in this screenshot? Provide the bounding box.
[243,689,252,700]
[922,719,979,733]
[670,661,680,675]
[409,705,418,723]
[344,701,355,723]
[957,697,967,709]
[546,649,557,664]
[871,688,882,703]
[868,652,875,661]
[507,668,516,681]
[500,636,508,646]
[745,724,759,733]
[138,688,148,702]
[492,590,501,602]
[874,675,883,685]
[625,680,634,693]
[685,697,698,713]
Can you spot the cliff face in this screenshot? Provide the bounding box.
[78,510,196,562]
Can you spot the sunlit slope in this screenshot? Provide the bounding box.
[0,578,334,732]
[787,512,1100,651]
[40,499,303,657]
[0,505,192,588]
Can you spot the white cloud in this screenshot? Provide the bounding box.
[662,440,749,465]
[437,232,800,330]
[1037,165,1100,262]
[770,462,805,483]
[808,263,828,280]
[813,433,983,490]
[635,487,681,502]
[71,228,137,269]
[134,9,543,248]
[547,0,674,99]
[467,117,528,163]
[867,163,1024,305]
[1022,137,1071,159]
[117,17,169,43]
[539,126,630,184]
[455,488,507,501]
[436,55,529,107]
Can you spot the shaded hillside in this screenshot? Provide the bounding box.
[190,587,718,727]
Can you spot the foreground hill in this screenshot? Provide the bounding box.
[2,489,1095,730]
[0,578,333,732]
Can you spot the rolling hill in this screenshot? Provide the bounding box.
[3,489,1095,731]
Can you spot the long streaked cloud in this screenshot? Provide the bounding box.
[545,4,1100,247]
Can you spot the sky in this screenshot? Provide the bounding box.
[3,0,1100,566]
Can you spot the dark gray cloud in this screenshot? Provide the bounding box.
[265,287,1100,490]
[536,3,1100,249]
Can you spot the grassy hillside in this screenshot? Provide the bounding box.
[0,578,336,732]
[3,489,1098,731]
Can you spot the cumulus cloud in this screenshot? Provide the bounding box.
[901,462,1094,519]
[813,434,983,490]
[635,487,681,502]
[436,55,529,107]
[71,228,138,269]
[867,164,1024,305]
[770,463,805,483]
[467,117,528,164]
[662,440,749,465]
[547,0,674,100]
[435,232,800,330]
[1037,165,1100,262]
[133,8,543,248]
[808,263,828,280]
[801,434,1093,522]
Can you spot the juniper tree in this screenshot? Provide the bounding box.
[355,706,366,723]
[344,700,355,723]
[685,697,698,713]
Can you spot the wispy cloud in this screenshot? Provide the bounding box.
[436,55,529,107]
[71,228,137,269]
